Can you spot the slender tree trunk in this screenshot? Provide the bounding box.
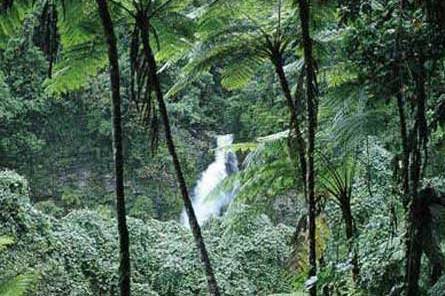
[340,199,359,281]
[425,240,445,285]
[392,3,426,294]
[41,1,56,78]
[405,136,422,296]
[272,55,307,197]
[136,13,221,296]
[95,1,131,295]
[421,192,445,285]
[405,196,423,296]
[405,61,428,296]
[47,2,56,79]
[407,189,445,287]
[393,55,410,204]
[396,91,410,201]
[297,0,318,295]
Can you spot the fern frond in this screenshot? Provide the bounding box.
[221,54,266,90]
[333,109,388,145]
[44,0,107,94]
[0,273,38,296]
[0,0,34,48]
[150,11,194,62]
[168,0,300,97]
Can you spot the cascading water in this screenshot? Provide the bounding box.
[181,134,239,226]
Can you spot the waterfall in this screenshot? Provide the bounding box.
[181,134,239,226]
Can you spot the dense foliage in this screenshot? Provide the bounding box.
[0,170,293,295]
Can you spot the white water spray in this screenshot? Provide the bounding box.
[181,134,239,226]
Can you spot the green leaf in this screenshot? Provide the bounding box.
[0,273,38,296]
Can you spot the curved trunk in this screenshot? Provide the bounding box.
[136,14,221,296]
[297,0,318,295]
[95,0,131,295]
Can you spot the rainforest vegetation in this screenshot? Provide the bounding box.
[1,0,445,295]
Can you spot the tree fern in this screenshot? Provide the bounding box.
[149,10,195,63]
[167,0,298,97]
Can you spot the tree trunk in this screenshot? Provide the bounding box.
[396,95,410,198]
[394,65,410,204]
[340,199,359,281]
[405,196,423,296]
[422,216,445,285]
[272,55,307,198]
[297,0,318,295]
[405,61,428,296]
[95,0,131,295]
[136,13,221,296]
[408,188,445,287]
[392,3,427,294]
[425,243,445,285]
